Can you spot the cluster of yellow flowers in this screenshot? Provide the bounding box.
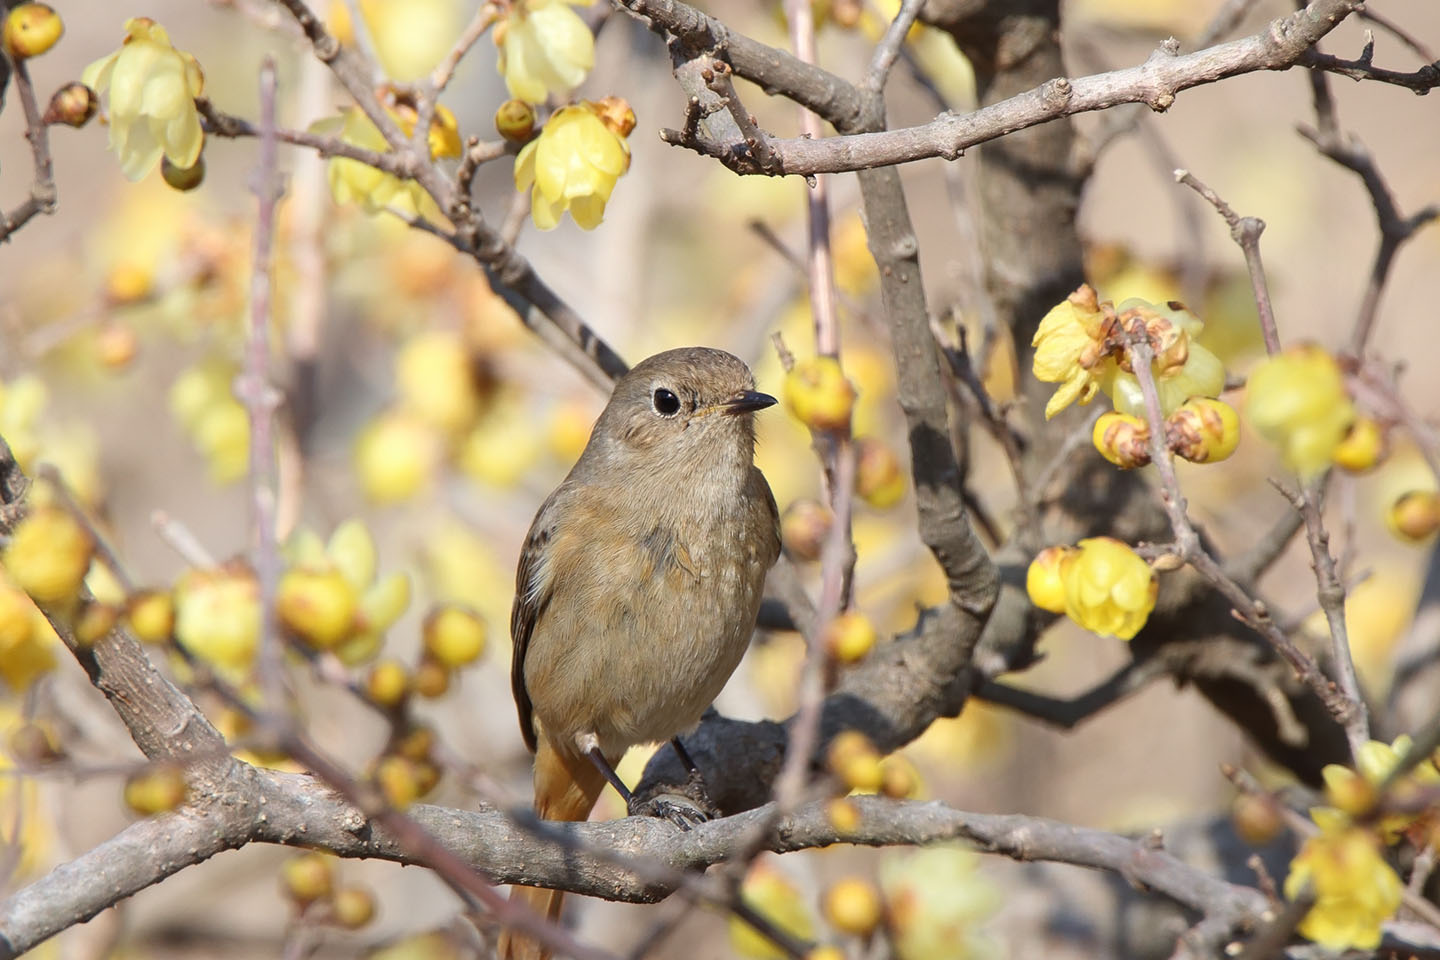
[1272,735,1440,949]
[1032,284,1235,467]
[1025,538,1158,641]
[730,845,999,960]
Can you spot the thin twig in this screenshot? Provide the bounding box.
[0,58,58,243]
[1173,169,1278,355]
[431,2,500,91]
[239,59,288,711]
[863,0,923,94]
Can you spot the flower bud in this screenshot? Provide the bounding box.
[785,356,856,433]
[1231,793,1282,846]
[1386,491,1440,543]
[781,498,832,562]
[331,887,377,929]
[395,725,436,763]
[824,877,882,936]
[854,437,905,508]
[277,567,359,650]
[74,599,119,645]
[125,589,175,643]
[422,604,486,668]
[823,612,876,664]
[495,98,536,143]
[879,754,919,799]
[124,763,187,815]
[375,754,421,808]
[3,3,63,60]
[827,730,883,793]
[161,154,206,192]
[94,321,139,370]
[1025,545,1074,614]
[1332,416,1385,473]
[43,82,97,127]
[3,506,93,605]
[831,0,862,27]
[281,852,334,906]
[1092,411,1151,469]
[365,658,410,708]
[826,797,861,833]
[1168,397,1240,464]
[413,657,451,698]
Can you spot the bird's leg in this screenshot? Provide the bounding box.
[583,745,636,805]
[668,736,719,813]
[578,735,711,830]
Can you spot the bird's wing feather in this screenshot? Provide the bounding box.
[511,485,569,754]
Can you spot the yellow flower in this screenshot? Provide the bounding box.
[0,581,57,692]
[82,18,204,181]
[1032,285,1110,419]
[322,108,427,215]
[1321,735,1440,841]
[1244,344,1355,478]
[729,861,815,960]
[173,564,261,683]
[396,330,482,434]
[1104,299,1224,419]
[515,101,631,231]
[878,845,1001,960]
[1061,537,1156,640]
[1284,809,1401,950]
[496,0,594,104]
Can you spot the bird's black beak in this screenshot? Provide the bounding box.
[722,390,778,414]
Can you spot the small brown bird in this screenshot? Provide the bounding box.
[499,347,781,960]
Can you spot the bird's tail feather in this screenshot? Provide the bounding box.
[498,741,608,960]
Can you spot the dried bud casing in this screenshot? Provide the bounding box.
[43,82,97,127]
[1092,411,1151,469]
[1167,397,1240,464]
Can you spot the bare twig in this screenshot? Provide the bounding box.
[864,0,923,94]
[1173,169,1278,356]
[431,2,500,91]
[0,58,57,242]
[1298,70,1440,355]
[238,59,287,710]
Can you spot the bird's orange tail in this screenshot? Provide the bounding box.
[498,739,608,960]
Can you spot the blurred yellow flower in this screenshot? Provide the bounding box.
[879,844,1001,960]
[1031,285,1111,419]
[322,108,428,215]
[0,581,57,692]
[1244,344,1354,478]
[1321,734,1439,841]
[82,18,204,181]
[347,0,461,83]
[1284,809,1401,950]
[729,861,815,960]
[354,410,441,503]
[458,397,545,487]
[0,375,48,471]
[1061,536,1156,641]
[396,330,482,433]
[515,101,631,231]
[496,0,594,104]
[173,565,260,683]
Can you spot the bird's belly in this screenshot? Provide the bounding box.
[527,554,763,758]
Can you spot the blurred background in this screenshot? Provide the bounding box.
[0,0,1437,956]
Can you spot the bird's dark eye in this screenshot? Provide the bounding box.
[652,388,681,416]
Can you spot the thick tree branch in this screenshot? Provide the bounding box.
[628,0,1364,174]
